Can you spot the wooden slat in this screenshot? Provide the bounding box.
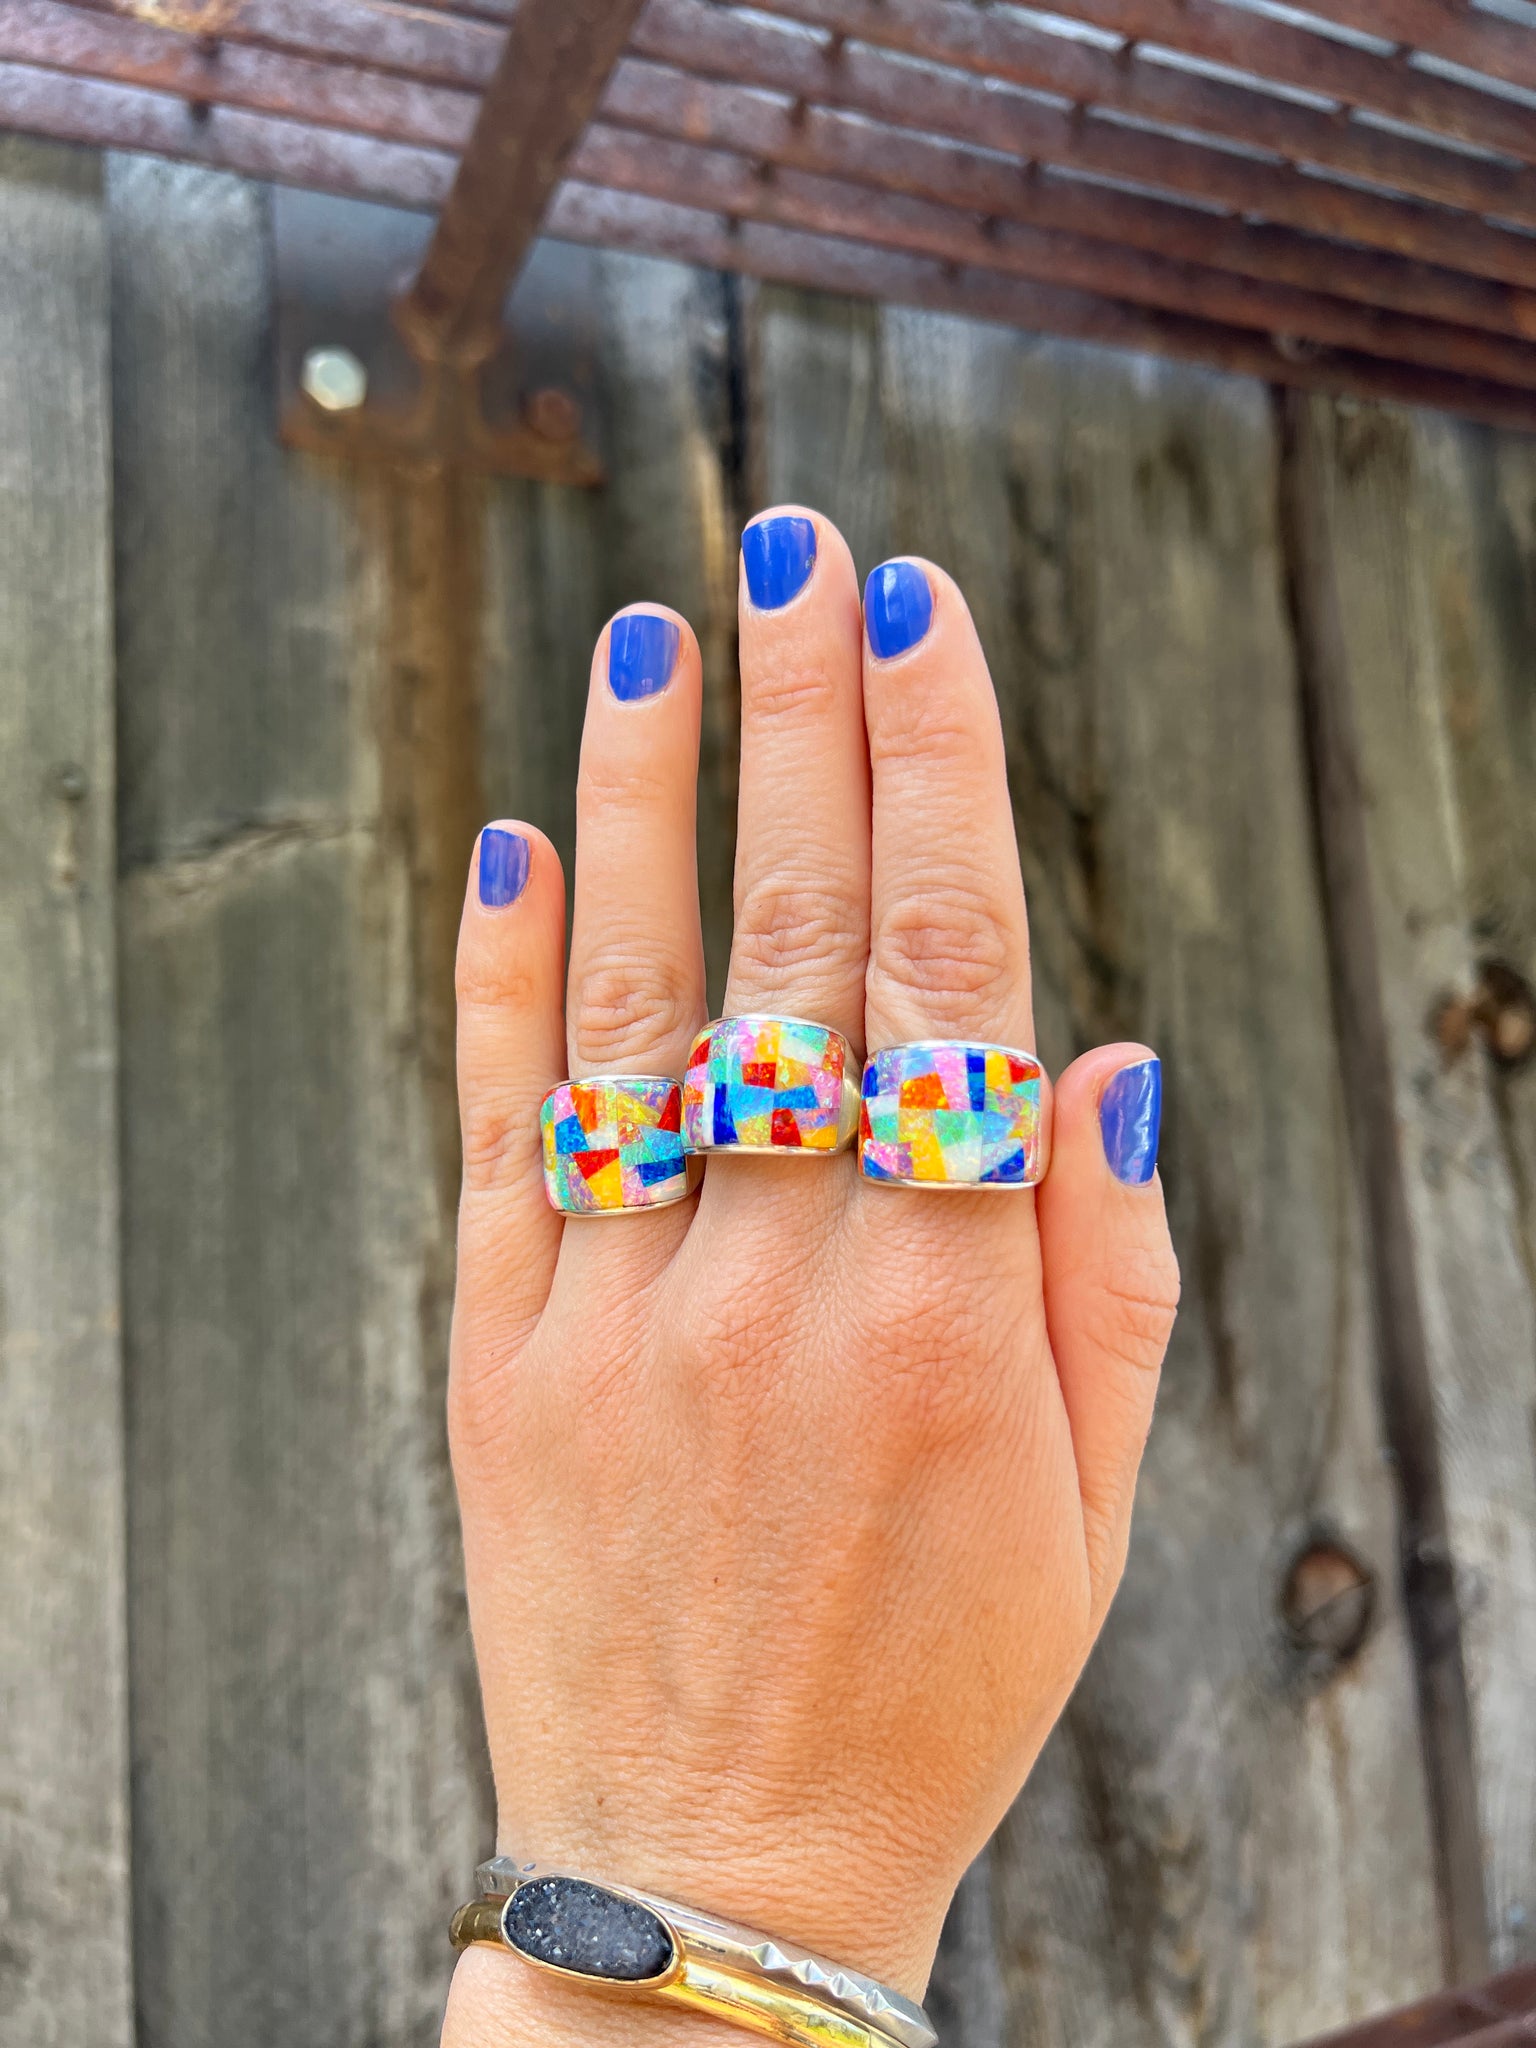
[937,0,1536,167]
[1314,0,1536,100]
[110,155,490,2046]
[547,187,1536,434]
[1308,394,1536,1978]
[19,2,1536,356]
[772,0,1536,171]
[7,68,1536,434]
[630,0,1536,290]
[567,123,1536,392]
[17,0,1536,294]
[0,133,133,2048]
[599,63,1536,347]
[1277,389,1488,1981]
[477,243,743,997]
[742,283,1443,2040]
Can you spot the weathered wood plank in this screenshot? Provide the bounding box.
[0,134,133,2048]
[109,155,489,2046]
[1315,398,1536,1975]
[480,246,742,997]
[742,293,1444,2043]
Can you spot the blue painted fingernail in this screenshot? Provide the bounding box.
[608,611,679,702]
[742,514,817,610]
[1100,1059,1162,1186]
[478,827,530,908]
[864,560,933,658]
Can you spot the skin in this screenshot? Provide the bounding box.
[441,510,1180,2048]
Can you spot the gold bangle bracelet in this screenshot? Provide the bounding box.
[451,1861,935,2048]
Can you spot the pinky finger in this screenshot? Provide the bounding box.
[1036,1046,1180,1617]
[451,823,567,1419]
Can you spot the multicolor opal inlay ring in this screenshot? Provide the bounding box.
[858,1041,1051,1189]
[540,1076,700,1215]
[683,1015,861,1156]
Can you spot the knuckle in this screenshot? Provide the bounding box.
[1088,1242,1181,1372]
[456,956,542,1014]
[742,655,841,723]
[578,758,676,818]
[571,953,700,1065]
[460,1096,543,1196]
[870,883,1016,1012]
[733,871,866,985]
[870,712,980,775]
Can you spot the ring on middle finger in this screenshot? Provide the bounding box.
[683,1015,861,1157]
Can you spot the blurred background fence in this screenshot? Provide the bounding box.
[3,131,1536,2048]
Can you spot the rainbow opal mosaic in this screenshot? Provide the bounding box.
[859,1043,1046,1187]
[683,1016,853,1153]
[540,1077,692,1214]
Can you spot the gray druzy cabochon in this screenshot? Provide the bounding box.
[502,1876,675,1981]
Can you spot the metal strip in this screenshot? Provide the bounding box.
[758,0,1536,171]
[4,62,1535,433]
[17,3,1536,348]
[393,0,648,364]
[628,0,1536,289]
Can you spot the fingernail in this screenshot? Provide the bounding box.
[478,827,530,908]
[608,611,679,702]
[1100,1058,1162,1186]
[742,514,817,610]
[864,560,934,658]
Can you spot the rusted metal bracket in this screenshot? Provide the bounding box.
[274,187,605,483]
[274,0,649,480]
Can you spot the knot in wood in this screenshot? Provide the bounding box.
[1433,961,1536,1070]
[1282,1540,1376,1664]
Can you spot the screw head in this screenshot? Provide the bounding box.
[301,345,368,414]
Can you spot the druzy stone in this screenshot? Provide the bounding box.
[503,1876,674,1981]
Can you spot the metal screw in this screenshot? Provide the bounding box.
[301,345,368,414]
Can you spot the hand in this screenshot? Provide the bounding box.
[442,510,1178,2047]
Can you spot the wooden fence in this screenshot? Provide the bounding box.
[2,133,1534,2048]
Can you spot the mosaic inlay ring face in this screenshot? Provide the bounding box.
[540,1077,695,1214]
[683,1016,859,1154]
[858,1042,1049,1188]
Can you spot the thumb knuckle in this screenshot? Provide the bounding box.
[1089,1239,1181,1372]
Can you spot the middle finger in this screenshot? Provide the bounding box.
[722,507,871,1051]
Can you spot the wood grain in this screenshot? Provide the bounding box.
[4,135,1535,2047]
[0,134,133,2048]
[109,155,488,2047]
[1312,397,1536,1977]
